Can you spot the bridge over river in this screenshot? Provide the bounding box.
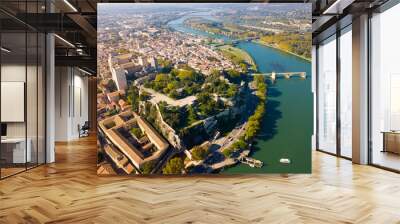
[251,72,306,81]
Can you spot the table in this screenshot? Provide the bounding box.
[1,138,32,164]
[382,131,400,154]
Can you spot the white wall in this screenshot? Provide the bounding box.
[1,64,26,139]
[54,67,89,141]
[1,62,46,164]
[72,72,89,138]
[55,66,69,141]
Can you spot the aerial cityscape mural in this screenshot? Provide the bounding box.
[97,3,312,175]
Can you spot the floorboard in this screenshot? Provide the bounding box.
[1,135,400,223]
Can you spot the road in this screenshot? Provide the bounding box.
[217,122,247,152]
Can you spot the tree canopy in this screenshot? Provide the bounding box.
[163,157,184,174]
[223,75,267,158]
[127,85,140,112]
[260,33,311,59]
[191,146,209,161]
[141,161,154,174]
[145,67,204,99]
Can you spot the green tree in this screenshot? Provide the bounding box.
[187,105,198,124]
[199,101,215,116]
[225,69,244,84]
[141,161,154,174]
[191,146,209,161]
[170,69,179,77]
[226,69,241,79]
[139,91,151,101]
[130,127,142,138]
[197,92,212,104]
[239,62,248,73]
[163,157,184,174]
[177,69,195,81]
[231,139,247,150]
[155,73,169,83]
[222,147,235,158]
[127,85,140,112]
[254,75,267,101]
[226,85,238,98]
[168,90,179,99]
[159,59,173,73]
[167,82,177,92]
[148,103,158,125]
[210,69,220,77]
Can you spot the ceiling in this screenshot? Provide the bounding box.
[310,0,390,43]
[0,0,98,74]
[0,0,395,73]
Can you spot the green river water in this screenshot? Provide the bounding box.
[168,13,313,173]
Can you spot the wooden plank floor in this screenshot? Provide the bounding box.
[1,135,400,224]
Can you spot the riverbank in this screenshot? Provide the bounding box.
[178,15,311,63]
[218,45,258,71]
[223,41,312,173]
[168,13,313,174]
[254,40,311,62]
[222,75,266,159]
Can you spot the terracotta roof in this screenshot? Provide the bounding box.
[104,145,135,174]
[99,112,170,171]
[97,163,116,175]
[136,116,169,152]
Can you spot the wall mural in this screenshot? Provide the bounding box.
[97,3,312,175]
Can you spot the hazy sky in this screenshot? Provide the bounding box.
[98,3,311,14]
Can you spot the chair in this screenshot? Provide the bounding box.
[79,121,90,138]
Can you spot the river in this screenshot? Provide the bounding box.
[168,12,313,173]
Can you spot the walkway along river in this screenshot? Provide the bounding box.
[168,12,313,173]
